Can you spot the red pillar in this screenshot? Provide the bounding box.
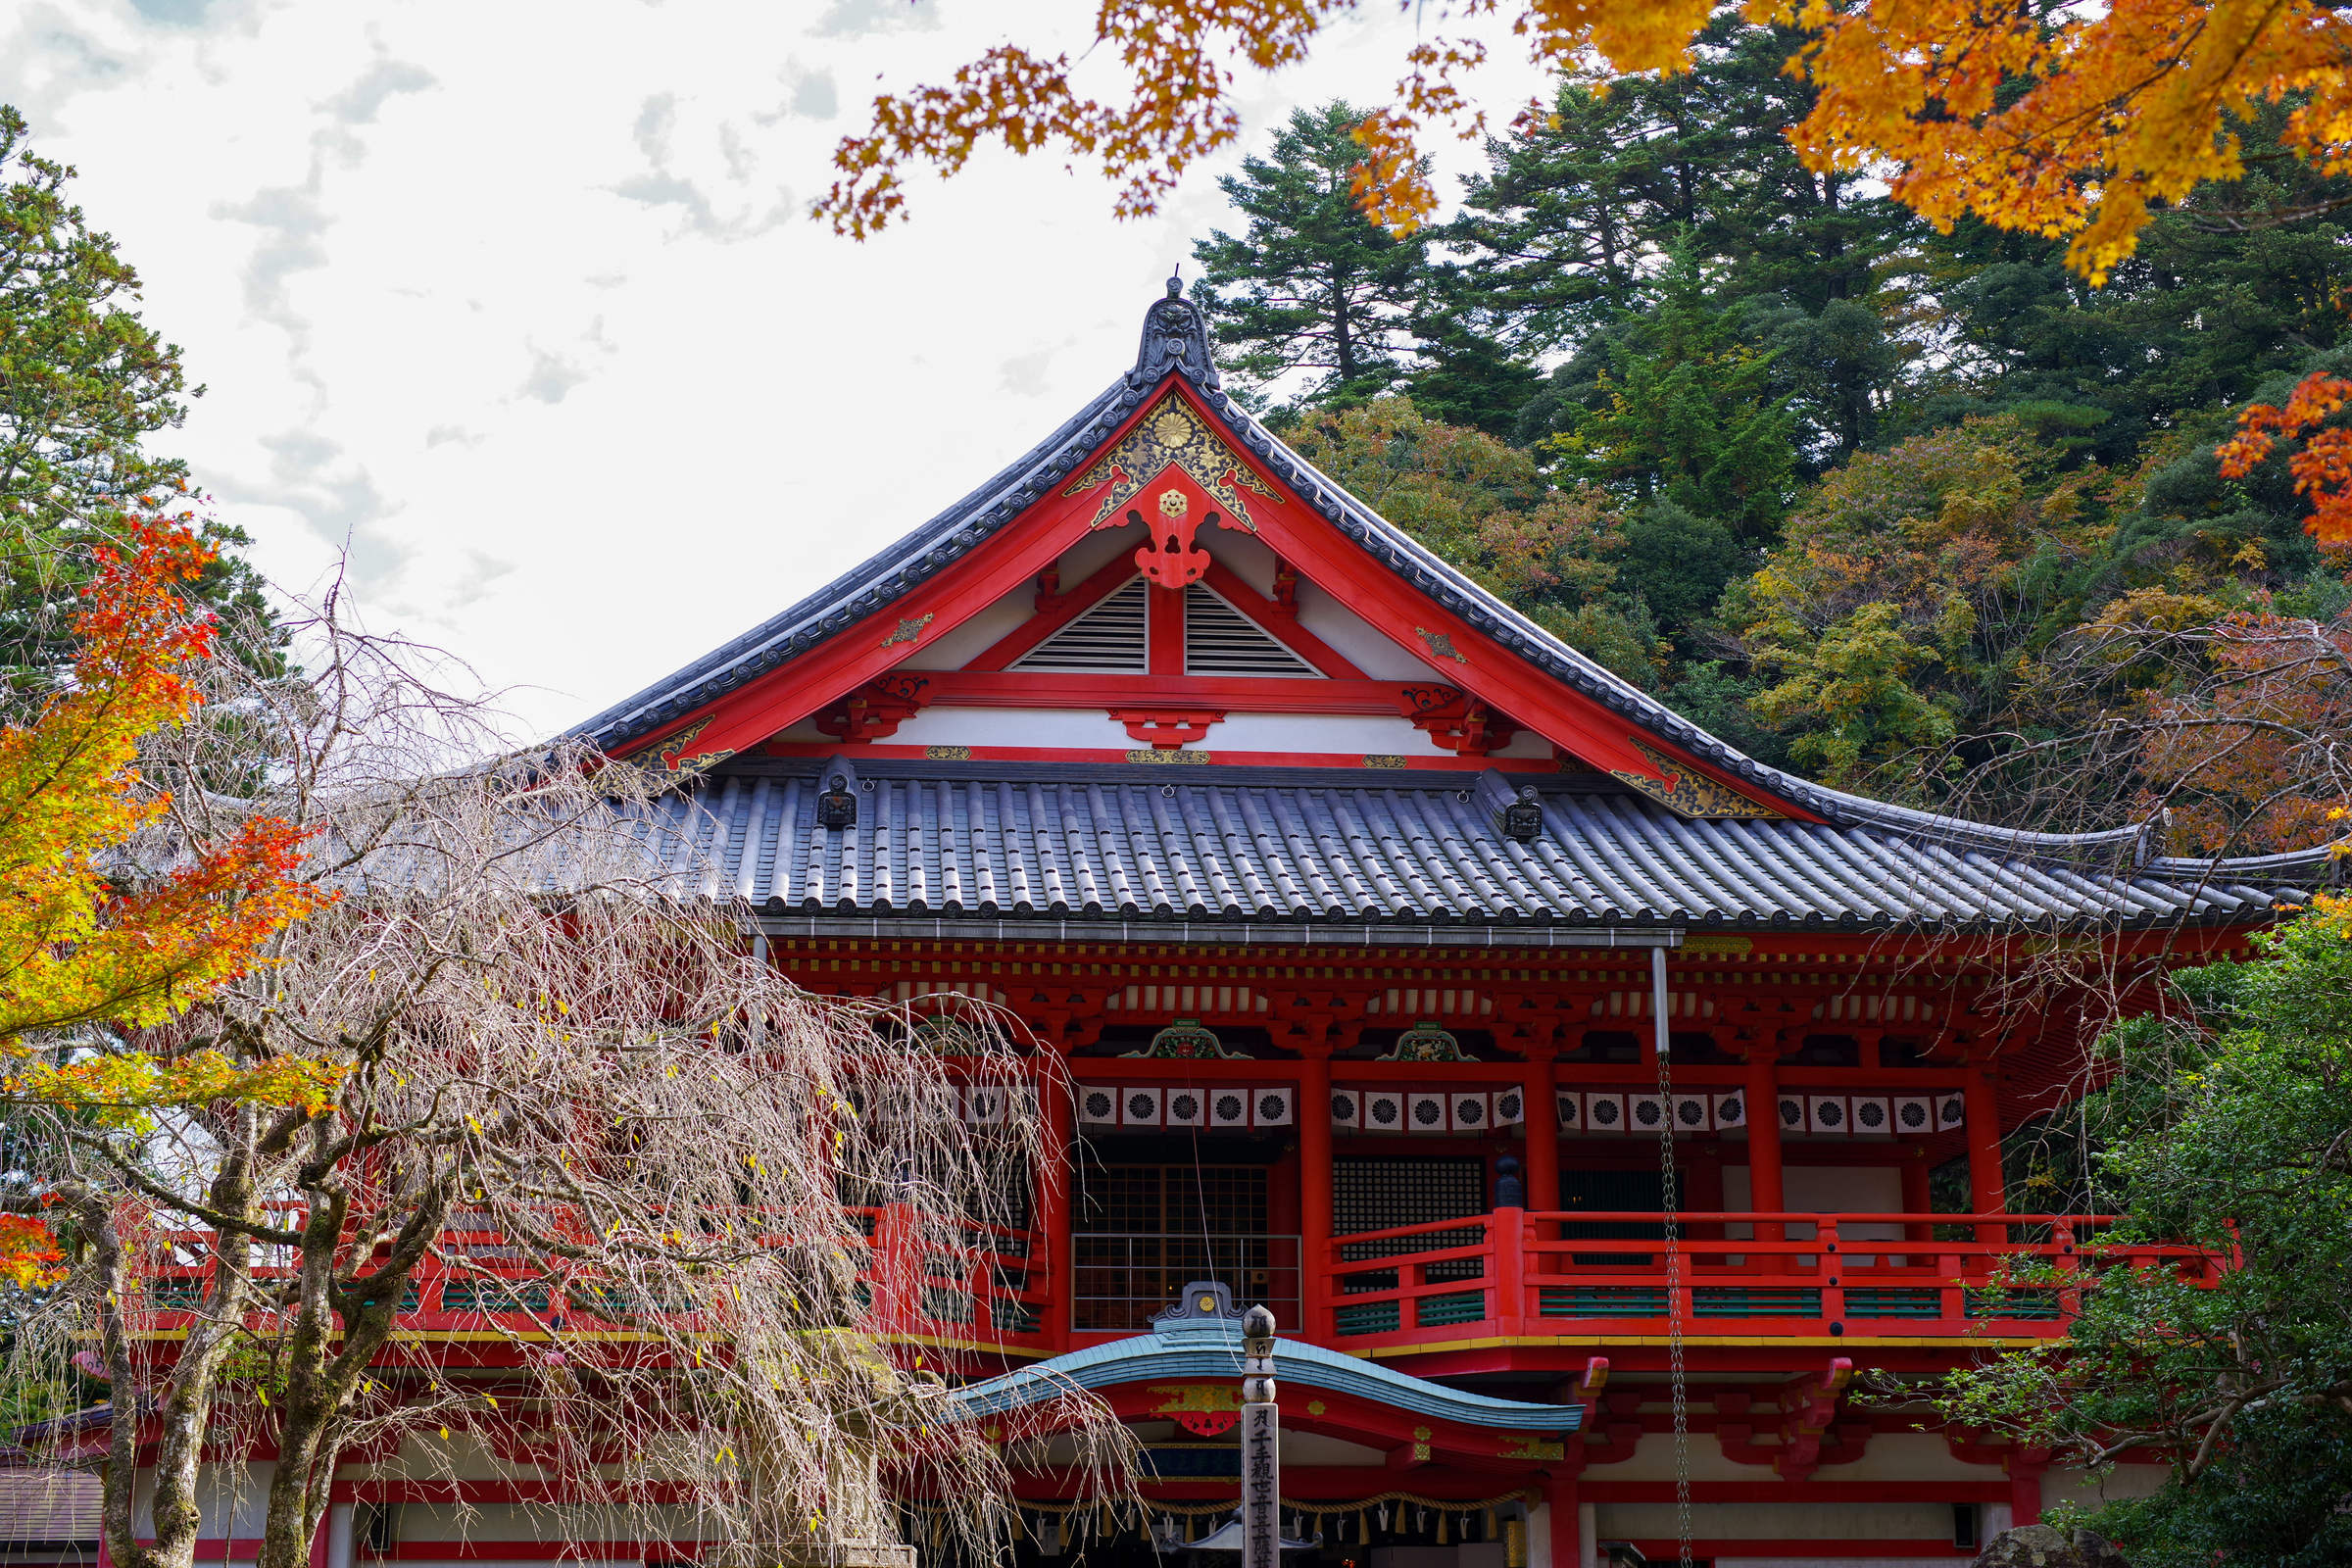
[1523,1044,1559,1235]
[2009,1459,2046,1527]
[1901,1152,1933,1247]
[1042,1069,1075,1350]
[1966,1062,2007,1244]
[1543,1471,1578,1568]
[1744,1047,1786,1266]
[1298,1046,1334,1341]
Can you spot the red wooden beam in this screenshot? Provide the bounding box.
[1149,579,1184,675]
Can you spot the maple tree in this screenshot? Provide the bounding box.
[821,0,2352,551]
[4,589,1130,1568]
[816,0,2352,276]
[0,517,334,1286]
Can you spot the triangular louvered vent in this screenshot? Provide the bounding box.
[1010,577,1148,671]
[1184,585,1320,676]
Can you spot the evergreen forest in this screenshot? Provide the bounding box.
[1189,28,2352,857]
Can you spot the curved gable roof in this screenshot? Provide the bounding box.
[567,285,2331,889]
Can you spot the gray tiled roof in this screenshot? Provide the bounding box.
[633,760,2296,934]
[566,284,2335,898]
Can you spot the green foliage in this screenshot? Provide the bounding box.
[1184,46,2352,829]
[1527,247,1797,539]
[1189,103,1428,414]
[0,104,277,686]
[1285,396,1658,687]
[1616,500,1745,654]
[1725,415,2117,792]
[1928,910,2352,1567]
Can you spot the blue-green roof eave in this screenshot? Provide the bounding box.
[946,1328,1584,1432]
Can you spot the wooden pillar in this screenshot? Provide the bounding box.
[1298,1046,1335,1341]
[1541,1473,1578,1568]
[2009,1461,2045,1527]
[1744,1046,1786,1266]
[1523,1044,1559,1235]
[1901,1152,1933,1246]
[1042,1066,1075,1351]
[1965,1063,2006,1244]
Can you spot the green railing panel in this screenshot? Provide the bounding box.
[1335,1299,1402,1338]
[1966,1288,2064,1321]
[1845,1287,1943,1319]
[1415,1290,1488,1328]
[1538,1286,1668,1318]
[1691,1287,1822,1318]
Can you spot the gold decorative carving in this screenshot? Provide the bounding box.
[1680,934,1755,956]
[1062,393,1283,530]
[1611,738,1784,820]
[924,745,972,760]
[1362,755,1406,769]
[620,716,735,776]
[1126,749,1211,764]
[1498,1436,1565,1461]
[1415,627,1468,663]
[881,613,935,649]
[1150,1384,1244,1415]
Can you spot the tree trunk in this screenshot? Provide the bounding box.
[118,1122,262,1568]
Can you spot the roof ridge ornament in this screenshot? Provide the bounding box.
[1130,276,1222,391]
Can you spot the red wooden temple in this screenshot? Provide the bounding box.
[98,282,2312,1568]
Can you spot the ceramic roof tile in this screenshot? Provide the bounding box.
[645,760,2302,935]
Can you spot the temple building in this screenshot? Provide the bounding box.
[101,283,2313,1568]
[548,281,2299,1567]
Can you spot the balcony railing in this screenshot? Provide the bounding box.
[1314,1209,2220,1348]
[131,1206,2223,1361]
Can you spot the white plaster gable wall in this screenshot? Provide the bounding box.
[1194,711,1455,757]
[1202,528,1447,682]
[897,522,1150,671]
[878,706,1134,750]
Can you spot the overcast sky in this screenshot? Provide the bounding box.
[3,0,1554,738]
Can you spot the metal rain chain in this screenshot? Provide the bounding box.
[1650,947,1694,1566]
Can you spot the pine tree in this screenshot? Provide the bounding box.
[0,106,277,687]
[1531,248,1797,540]
[1189,103,1427,413]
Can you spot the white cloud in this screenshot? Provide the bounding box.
[608,91,798,241]
[811,0,941,39]
[5,0,1551,736]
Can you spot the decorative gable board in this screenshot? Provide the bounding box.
[586,309,1809,819]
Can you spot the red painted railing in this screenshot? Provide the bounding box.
[134,1205,2223,1361]
[1309,1209,2221,1348]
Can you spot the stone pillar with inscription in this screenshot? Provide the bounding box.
[1240,1304,1279,1568]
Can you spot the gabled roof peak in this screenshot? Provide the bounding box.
[1130,280,1219,391]
[564,278,2329,886]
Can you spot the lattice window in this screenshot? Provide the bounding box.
[1078,1164,1267,1233]
[1011,578,1148,671]
[1183,585,1319,676]
[1333,1158,1484,1283]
